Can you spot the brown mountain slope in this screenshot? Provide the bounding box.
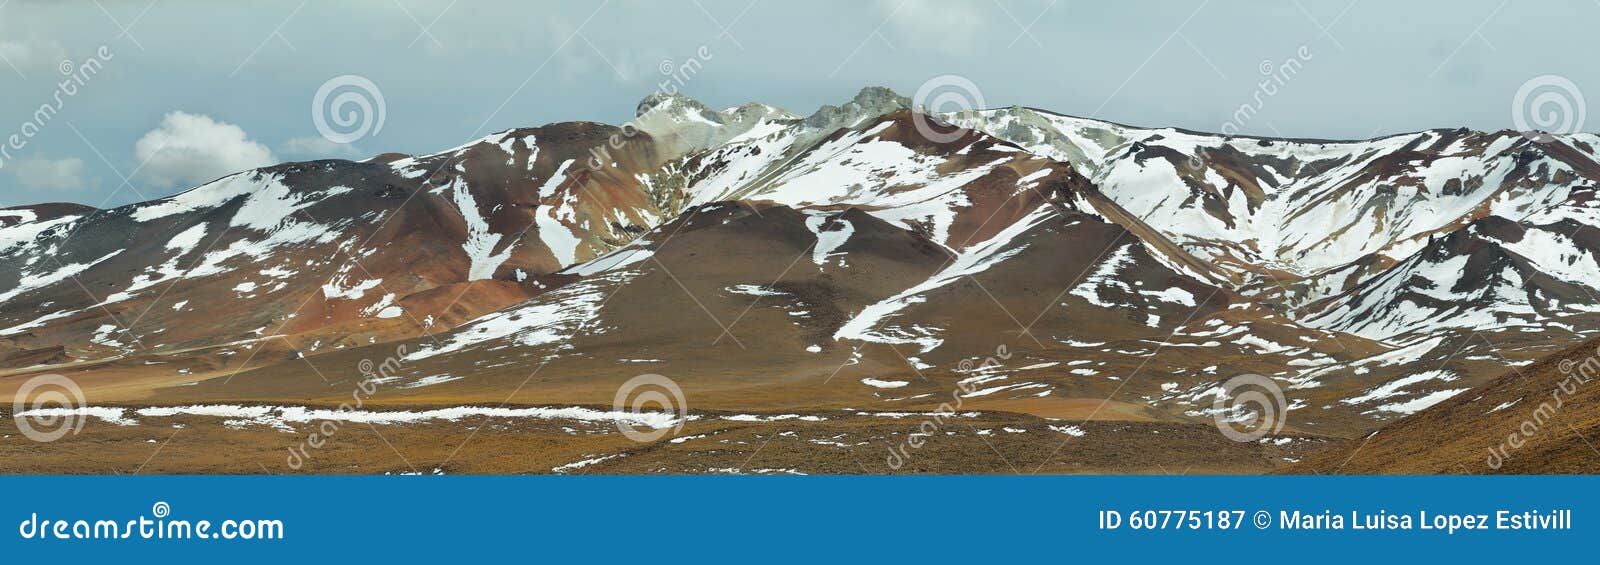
[0,122,666,372]
[1291,335,1600,474]
[10,89,1600,474]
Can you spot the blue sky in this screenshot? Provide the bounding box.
[0,0,1594,208]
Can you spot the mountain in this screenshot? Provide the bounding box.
[1292,334,1600,474]
[1,121,664,371]
[3,86,1599,474]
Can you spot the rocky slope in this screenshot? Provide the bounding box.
[4,86,1600,463]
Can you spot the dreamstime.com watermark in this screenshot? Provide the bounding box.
[284,344,407,470]
[312,74,386,145]
[0,45,115,171]
[1223,46,1314,136]
[884,344,1010,470]
[612,373,687,442]
[1486,345,1597,470]
[585,45,715,171]
[910,74,986,144]
[1511,74,1586,144]
[1185,46,1313,172]
[17,501,283,541]
[11,373,88,443]
[1210,373,1288,442]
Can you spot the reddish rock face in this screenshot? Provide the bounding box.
[4,88,1600,467]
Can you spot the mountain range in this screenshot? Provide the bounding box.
[3,86,1597,474]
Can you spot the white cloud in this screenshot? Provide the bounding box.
[280,135,363,159]
[540,16,643,86]
[878,0,995,55]
[10,157,89,191]
[135,111,276,188]
[0,39,66,75]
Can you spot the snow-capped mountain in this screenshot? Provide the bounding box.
[4,86,1599,436]
[0,120,666,365]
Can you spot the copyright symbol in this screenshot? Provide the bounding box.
[612,374,688,442]
[311,74,386,144]
[1253,510,1271,529]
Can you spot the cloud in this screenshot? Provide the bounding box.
[878,0,995,56]
[540,16,643,86]
[0,39,66,75]
[9,157,89,191]
[280,136,363,159]
[134,111,276,188]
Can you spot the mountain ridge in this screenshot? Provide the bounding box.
[4,85,1600,461]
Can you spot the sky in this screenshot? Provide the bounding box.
[0,0,1594,208]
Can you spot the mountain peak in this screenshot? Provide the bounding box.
[635,86,914,135]
[851,86,909,108]
[722,101,798,122]
[635,91,719,122]
[803,86,910,130]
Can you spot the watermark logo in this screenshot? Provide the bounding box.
[612,373,687,442]
[12,373,86,443]
[1223,46,1313,137]
[911,74,986,144]
[1211,373,1287,442]
[1487,344,1597,469]
[1512,75,1585,143]
[656,45,713,88]
[1183,45,1314,173]
[586,45,715,171]
[0,45,114,171]
[17,501,285,541]
[285,345,406,470]
[311,74,386,145]
[886,344,1010,470]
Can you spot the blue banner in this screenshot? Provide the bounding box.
[1,476,1589,562]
